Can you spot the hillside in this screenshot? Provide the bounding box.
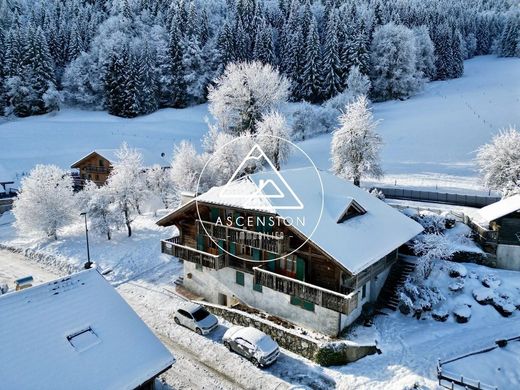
[1,56,519,193]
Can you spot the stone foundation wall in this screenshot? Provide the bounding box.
[199,301,377,366]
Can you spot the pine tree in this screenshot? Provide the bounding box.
[321,9,342,99]
[253,22,275,65]
[18,26,57,116]
[105,47,129,116]
[168,24,188,107]
[300,19,322,103]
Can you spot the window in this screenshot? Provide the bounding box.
[236,271,245,286]
[362,283,367,299]
[99,159,104,167]
[253,283,263,293]
[278,256,297,274]
[67,327,100,352]
[290,296,315,312]
[192,307,210,321]
[337,199,366,223]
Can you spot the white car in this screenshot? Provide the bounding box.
[173,304,218,335]
[222,326,280,367]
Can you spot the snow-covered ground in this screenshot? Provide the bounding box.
[1,56,519,193]
[287,56,520,193]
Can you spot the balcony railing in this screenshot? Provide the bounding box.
[253,266,358,315]
[82,166,110,174]
[161,237,225,270]
[198,220,285,254]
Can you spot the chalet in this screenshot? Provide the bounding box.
[71,149,170,189]
[466,194,520,270]
[157,168,423,336]
[71,150,114,187]
[0,269,174,389]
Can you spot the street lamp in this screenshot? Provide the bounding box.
[80,212,92,269]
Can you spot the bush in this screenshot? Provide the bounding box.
[432,308,449,322]
[291,102,338,141]
[453,304,471,323]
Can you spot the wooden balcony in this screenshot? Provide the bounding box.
[82,165,110,174]
[253,266,358,315]
[161,237,226,270]
[198,220,286,254]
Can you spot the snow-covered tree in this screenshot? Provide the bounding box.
[208,61,290,134]
[170,140,204,193]
[413,26,436,81]
[256,111,291,170]
[413,233,456,279]
[13,165,75,240]
[79,181,122,240]
[370,23,423,101]
[331,95,383,186]
[476,126,520,196]
[106,143,146,237]
[321,9,342,100]
[346,65,371,98]
[300,18,322,103]
[146,165,176,209]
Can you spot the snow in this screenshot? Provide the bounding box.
[475,194,520,227]
[0,269,174,389]
[1,56,519,193]
[442,339,520,389]
[194,167,424,274]
[286,56,520,192]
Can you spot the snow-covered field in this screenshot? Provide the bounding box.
[1,56,519,193]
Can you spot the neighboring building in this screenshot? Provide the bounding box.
[0,269,174,389]
[71,150,114,187]
[157,168,423,336]
[71,149,170,189]
[466,194,520,270]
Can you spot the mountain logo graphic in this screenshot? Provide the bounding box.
[219,144,304,210]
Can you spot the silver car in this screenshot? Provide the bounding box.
[173,304,218,335]
[222,326,280,367]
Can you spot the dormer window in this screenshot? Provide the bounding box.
[337,198,366,223]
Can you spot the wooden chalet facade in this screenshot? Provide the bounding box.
[466,194,520,270]
[71,151,113,187]
[157,169,423,336]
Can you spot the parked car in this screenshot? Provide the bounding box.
[222,326,280,367]
[173,304,218,335]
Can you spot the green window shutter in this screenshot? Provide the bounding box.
[253,283,263,293]
[210,207,219,222]
[267,252,276,271]
[197,234,204,251]
[296,257,305,281]
[229,242,236,255]
[252,248,261,261]
[218,240,225,255]
[236,271,245,286]
[302,300,315,312]
[290,296,302,306]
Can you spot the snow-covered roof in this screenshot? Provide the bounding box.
[0,269,174,389]
[187,168,423,274]
[475,194,520,227]
[71,149,169,168]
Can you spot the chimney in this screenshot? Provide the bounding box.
[180,191,197,205]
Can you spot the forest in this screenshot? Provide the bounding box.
[0,0,519,118]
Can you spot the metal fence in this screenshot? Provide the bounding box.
[379,187,500,208]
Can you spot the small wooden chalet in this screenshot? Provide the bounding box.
[466,194,520,270]
[0,269,175,389]
[157,168,423,336]
[71,150,115,187]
